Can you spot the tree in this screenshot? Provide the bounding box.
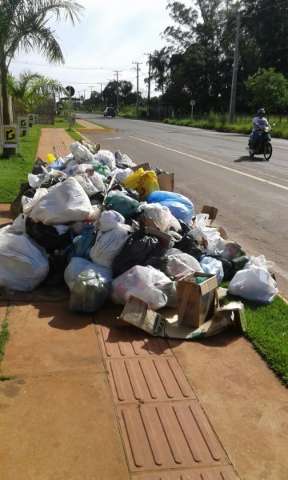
[8,72,65,113]
[246,68,288,113]
[103,80,135,107]
[0,0,83,131]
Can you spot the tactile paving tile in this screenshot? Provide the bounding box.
[97,325,172,358]
[118,401,228,472]
[132,465,239,479]
[107,357,196,403]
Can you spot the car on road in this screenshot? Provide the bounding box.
[104,106,116,118]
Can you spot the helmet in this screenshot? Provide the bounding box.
[257,108,266,116]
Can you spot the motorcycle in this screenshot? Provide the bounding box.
[248,127,272,161]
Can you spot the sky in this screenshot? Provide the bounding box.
[9,0,182,98]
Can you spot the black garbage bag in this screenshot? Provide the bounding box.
[210,255,249,281]
[10,183,36,219]
[112,230,165,278]
[44,251,69,286]
[26,217,72,253]
[175,221,203,260]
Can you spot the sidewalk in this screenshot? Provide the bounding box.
[0,127,287,480]
[36,128,72,160]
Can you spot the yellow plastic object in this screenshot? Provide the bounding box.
[123,168,159,198]
[47,153,56,164]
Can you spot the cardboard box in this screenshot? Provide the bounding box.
[158,172,174,192]
[176,273,218,328]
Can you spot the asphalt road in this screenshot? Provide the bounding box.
[78,113,288,297]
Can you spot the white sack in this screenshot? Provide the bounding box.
[22,188,48,215]
[112,265,172,310]
[29,178,92,225]
[90,224,130,268]
[200,256,224,284]
[166,249,202,277]
[229,256,278,304]
[0,233,49,291]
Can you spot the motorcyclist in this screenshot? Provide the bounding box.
[250,108,271,149]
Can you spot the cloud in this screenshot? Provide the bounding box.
[10,0,175,95]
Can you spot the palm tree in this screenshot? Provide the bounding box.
[8,71,66,113]
[0,0,83,129]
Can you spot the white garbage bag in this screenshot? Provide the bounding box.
[165,249,202,277]
[94,150,116,170]
[112,265,172,310]
[29,178,92,225]
[141,203,181,232]
[64,257,112,290]
[70,142,94,164]
[22,188,48,215]
[229,256,278,304]
[0,233,49,291]
[90,211,130,267]
[200,256,224,284]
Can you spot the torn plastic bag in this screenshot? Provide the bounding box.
[105,191,140,218]
[26,217,72,253]
[74,174,100,198]
[94,150,116,170]
[229,257,278,304]
[29,178,92,225]
[147,191,194,224]
[69,270,110,313]
[90,211,131,268]
[175,221,203,260]
[64,257,112,290]
[140,203,181,233]
[200,256,224,285]
[70,142,94,164]
[112,230,165,278]
[111,265,172,310]
[123,168,160,198]
[0,233,49,291]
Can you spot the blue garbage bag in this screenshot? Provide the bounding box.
[147,191,194,223]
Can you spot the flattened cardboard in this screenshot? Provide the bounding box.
[158,172,174,192]
[120,297,245,341]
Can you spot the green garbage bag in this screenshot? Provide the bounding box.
[105,191,140,218]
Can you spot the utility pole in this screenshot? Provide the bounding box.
[114,71,121,111]
[145,54,152,118]
[228,8,241,123]
[133,61,142,117]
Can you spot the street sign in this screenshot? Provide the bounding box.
[3,125,18,149]
[28,113,35,128]
[66,85,75,97]
[190,99,196,107]
[18,116,29,136]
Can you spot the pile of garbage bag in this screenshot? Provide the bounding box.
[0,140,278,338]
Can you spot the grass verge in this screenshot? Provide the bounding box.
[222,288,288,385]
[245,296,288,385]
[0,125,41,203]
[164,114,288,139]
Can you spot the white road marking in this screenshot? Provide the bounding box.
[129,135,288,192]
